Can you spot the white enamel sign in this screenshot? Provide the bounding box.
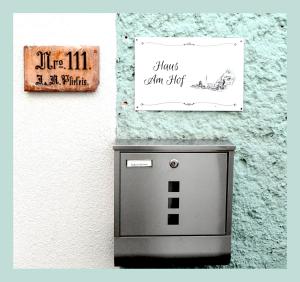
[135,37,244,111]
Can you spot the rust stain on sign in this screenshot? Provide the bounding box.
[24,46,99,92]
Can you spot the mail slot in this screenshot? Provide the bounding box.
[113,140,235,267]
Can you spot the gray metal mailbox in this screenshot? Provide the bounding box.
[113,139,235,267]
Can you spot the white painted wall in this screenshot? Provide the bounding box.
[13,13,116,268]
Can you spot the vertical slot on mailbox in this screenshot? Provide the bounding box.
[168,214,179,225]
[168,181,180,192]
[168,198,179,209]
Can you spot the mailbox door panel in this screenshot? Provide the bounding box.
[120,153,227,236]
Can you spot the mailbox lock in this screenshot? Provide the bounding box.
[169,159,179,168]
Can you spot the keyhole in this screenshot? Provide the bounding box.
[169,159,179,168]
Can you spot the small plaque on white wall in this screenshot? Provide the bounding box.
[135,37,244,111]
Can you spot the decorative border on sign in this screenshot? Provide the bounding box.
[136,38,242,47]
[136,101,237,108]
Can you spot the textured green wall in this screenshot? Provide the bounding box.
[116,13,287,268]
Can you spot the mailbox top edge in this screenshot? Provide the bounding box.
[113,139,235,152]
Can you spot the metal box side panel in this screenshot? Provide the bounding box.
[114,151,120,237]
[226,151,234,234]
